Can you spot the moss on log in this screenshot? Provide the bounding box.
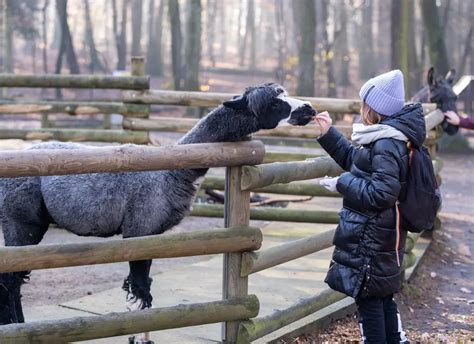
[405,232,422,253]
[0,295,259,343]
[241,156,344,190]
[0,74,150,89]
[403,251,417,270]
[122,90,436,114]
[236,289,346,343]
[0,226,262,273]
[0,141,265,177]
[241,229,335,277]
[0,100,149,117]
[191,204,340,224]
[201,177,341,198]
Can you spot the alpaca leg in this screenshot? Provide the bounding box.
[123,260,154,344]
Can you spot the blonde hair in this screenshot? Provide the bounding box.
[360,102,384,125]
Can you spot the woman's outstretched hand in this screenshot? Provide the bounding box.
[444,110,460,126]
[315,111,333,136]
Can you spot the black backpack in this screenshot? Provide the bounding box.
[398,143,442,233]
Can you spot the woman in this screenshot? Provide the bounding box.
[315,70,424,343]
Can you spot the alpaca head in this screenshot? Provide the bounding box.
[223,83,316,130]
[427,67,458,135]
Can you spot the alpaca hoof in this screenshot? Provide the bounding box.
[128,336,154,344]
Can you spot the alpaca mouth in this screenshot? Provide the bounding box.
[287,106,317,126]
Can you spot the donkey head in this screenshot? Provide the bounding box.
[427,67,459,135]
[223,83,316,130]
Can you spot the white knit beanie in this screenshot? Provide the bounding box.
[359,70,405,116]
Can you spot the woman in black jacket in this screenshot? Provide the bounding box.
[316,70,425,343]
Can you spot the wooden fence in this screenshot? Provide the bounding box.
[0,108,446,343]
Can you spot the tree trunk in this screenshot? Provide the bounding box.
[84,0,105,72]
[112,0,128,70]
[407,0,419,95]
[145,0,164,76]
[321,0,336,98]
[4,0,13,73]
[184,0,201,91]
[335,3,350,87]
[274,0,285,84]
[55,0,80,74]
[42,0,49,74]
[168,0,183,90]
[218,1,226,57]
[391,0,402,70]
[420,0,450,75]
[206,0,217,67]
[359,0,374,79]
[247,0,256,70]
[131,0,143,56]
[293,0,315,96]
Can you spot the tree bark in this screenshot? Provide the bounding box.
[131,0,143,56]
[168,0,183,90]
[247,0,256,70]
[41,0,49,74]
[55,0,80,74]
[391,0,402,70]
[321,0,336,98]
[206,0,217,67]
[293,0,316,96]
[4,0,13,73]
[83,0,105,72]
[145,0,164,76]
[420,0,450,75]
[335,3,350,87]
[184,0,201,91]
[359,0,374,79]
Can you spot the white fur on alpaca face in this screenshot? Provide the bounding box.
[277,93,312,124]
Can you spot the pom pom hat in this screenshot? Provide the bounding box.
[359,69,405,116]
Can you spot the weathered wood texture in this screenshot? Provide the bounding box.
[0,74,150,89]
[0,296,259,344]
[0,128,148,144]
[223,166,252,342]
[0,226,262,273]
[191,204,340,224]
[405,232,422,253]
[241,229,335,277]
[123,117,353,139]
[0,100,149,117]
[425,109,444,131]
[201,177,340,198]
[241,156,344,190]
[0,141,265,177]
[236,289,346,343]
[122,90,436,114]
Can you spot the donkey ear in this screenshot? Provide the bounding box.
[427,67,436,86]
[445,69,456,85]
[223,95,248,110]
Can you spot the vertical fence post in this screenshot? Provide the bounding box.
[222,166,251,343]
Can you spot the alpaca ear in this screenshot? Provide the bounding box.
[223,95,248,110]
[445,69,456,85]
[427,67,436,87]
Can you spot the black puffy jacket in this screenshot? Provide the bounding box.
[318,104,426,299]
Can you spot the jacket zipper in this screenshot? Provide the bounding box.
[395,201,401,267]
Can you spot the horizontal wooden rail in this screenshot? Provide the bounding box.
[241,229,335,277]
[241,156,344,190]
[0,100,149,117]
[0,295,259,343]
[0,141,265,177]
[201,177,340,197]
[191,204,339,224]
[405,233,422,253]
[122,90,436,114]
[237,289,345,343]
[403,251,416,270]
[0,74,150,89]
[0,226,262,273]
[123,117,353,139]
[0,128,148,144]
[263,151,325,163]
[425,109,444,131]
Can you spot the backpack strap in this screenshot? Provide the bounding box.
[407,141,415,166]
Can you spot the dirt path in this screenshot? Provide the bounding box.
[293,152,474,343]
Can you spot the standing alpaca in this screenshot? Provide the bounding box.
[411,67,458,135]
[0,83,315,342]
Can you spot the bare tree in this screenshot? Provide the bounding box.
[293,0,316,96]
[168,0,182,90]
[206,0,217,67]
[184,0,201,91]
[359,0,374,78]
[55,0,80,74]
[145,0,164,76]
[41,0,49,74]
[131,0,143,56]
[84,0,106,72]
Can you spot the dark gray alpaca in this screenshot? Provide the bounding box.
[0,83,315,342]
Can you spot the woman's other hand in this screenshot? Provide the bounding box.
[445,111,460,126]
[320,176,339,193]
[315,111,333,135]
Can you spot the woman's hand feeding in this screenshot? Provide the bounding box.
[314,111,333,136]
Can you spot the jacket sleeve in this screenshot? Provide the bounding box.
[459,116,474,130]
[317,126,357,171]
[336,141,402,211]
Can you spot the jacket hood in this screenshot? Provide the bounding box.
[381,103,426,148]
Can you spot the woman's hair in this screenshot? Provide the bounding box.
[360,102,385,125]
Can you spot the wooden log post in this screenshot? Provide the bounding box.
[0,226,262,273]
[223,166,252,343]
[0,296,259,344]
[0,141,265,177]
[236,289,346,343]
[191,204,340,224]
